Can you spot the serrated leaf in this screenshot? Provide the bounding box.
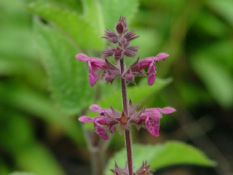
[27,1,104,50]
[34,19,94,115]
[105,142,216,175]
[99,0,139,30]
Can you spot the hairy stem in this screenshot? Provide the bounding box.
[120,58,133,175]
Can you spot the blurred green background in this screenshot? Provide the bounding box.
[0,0,232,175]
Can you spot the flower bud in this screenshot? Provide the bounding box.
[114,46,123,61]
[124,46,139,57]
[102,29,118,43]
[124,30,139,41]
[115,16,127,34]
[102,47,114,58]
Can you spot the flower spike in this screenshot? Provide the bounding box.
[76,16,176,175]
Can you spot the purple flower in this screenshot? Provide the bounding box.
[79,104,121,140]
[102,59,121,84]
[138,107,176,137]
[138,53,169,86]
[76,53,105,87]
[79,104,112,140]
[79,102,175,139]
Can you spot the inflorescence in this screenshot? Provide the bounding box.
[76,16,175,175]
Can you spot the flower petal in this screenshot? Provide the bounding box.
[90,57,106,68]
[138,58,152,69]
[78,116,94,123]
[89,72,98,87]
[148,73,155,86]
[148,62,155,74]
[145,117,160,137]
[143,109,162,118]
[76,53,90,61]
[153,107,176,114]
[154,53,169,61]
[94,119,109,140]
[89,104,102,112]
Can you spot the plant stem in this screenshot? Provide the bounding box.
[120,58,133,175]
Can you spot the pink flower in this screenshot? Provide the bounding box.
[79,103,175,139]
[78,104,117,140]
[138,53,169,86]
[139,107,176,137]
[76,53,105,86]
[79,115,109,140]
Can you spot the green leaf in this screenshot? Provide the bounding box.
[95,78,172,111]
[191,50,233,108]
[82,0,139,40]
[27,1,104,50]
[206,0,233,26]
[9,172,35,175]
[105,142,216,175]
[99,0,139,30]
[34,19,94,115]
[82,0,105,35]
[0,57,46,90]
[15,144,63,175]
[0,82,84,145]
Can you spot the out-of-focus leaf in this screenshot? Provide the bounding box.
[194,10,229,37]
[149,142,216,168]
[206,0,233,26]
[0,110,64,175]
[0,111,34,152]
[82,0,105,35]
[130,28,162,59]
[0,82,84,145]
[0,57,46,90]
[82,0,139,37]
[26,1,104,50]
[87,78,172,117]
[105,142,216,175]
[176,81,211,108]
[9,172,35,175]
[15,144,63,175]
[191,46,233,108]
[34,19,94,115]
[0,159,9,175]
[99,0,139,30]
[194,40,233,69]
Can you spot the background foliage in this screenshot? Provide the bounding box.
[0,0,232,175]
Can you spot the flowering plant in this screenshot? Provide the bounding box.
[76,17,175,175]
